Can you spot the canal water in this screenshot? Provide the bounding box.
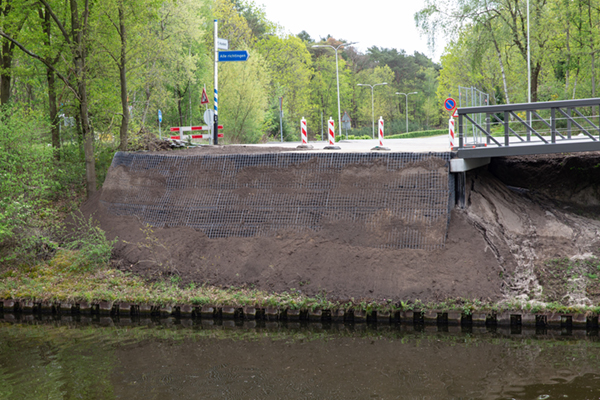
[1,316,600,399]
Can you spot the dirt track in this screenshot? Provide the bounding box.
[82,147,600,305]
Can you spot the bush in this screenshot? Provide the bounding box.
[0,105,57,265]
[62,213,117,272]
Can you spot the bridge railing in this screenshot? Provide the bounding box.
[457,98,600,150]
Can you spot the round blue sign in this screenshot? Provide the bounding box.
[444,98,456,111]
[158,109,162,123]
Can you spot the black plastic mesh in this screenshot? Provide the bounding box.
[104,151,452,250]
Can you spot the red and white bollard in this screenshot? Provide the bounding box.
[297,117,313,149]
[301,117,308,144]
[328,117,335,145]
[449,117,455,149]
[378,116,384,147]
[324,117,340,149]
[371,116,390,151]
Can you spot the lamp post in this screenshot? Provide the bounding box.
[396,92,417,133]
[357,82,388,138]
[313,41,357,139]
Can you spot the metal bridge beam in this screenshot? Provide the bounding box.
[457,140,600,159]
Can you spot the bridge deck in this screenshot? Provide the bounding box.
[456,135,600,158]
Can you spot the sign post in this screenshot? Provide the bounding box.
[444,98,457,149]
[214,19,219,145]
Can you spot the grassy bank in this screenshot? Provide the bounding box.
[2,248,600,317]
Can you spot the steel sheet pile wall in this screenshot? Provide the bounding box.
[103,151,452,250]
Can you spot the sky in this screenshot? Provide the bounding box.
[255,0,447,63]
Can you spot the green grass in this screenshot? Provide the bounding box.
[3,250,600,316]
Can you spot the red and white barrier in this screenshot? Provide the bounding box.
[301,117,308,144]
[378,116,384,147]
[328,117,335,146]
[169,125,223,140]
[170,133,224,140]
[448,117,455,149]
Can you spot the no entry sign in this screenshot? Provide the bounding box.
[444,97,457,111]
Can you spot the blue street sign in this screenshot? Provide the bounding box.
[444,98,456,111]
[218,50,249,62]
[158,109,162,123]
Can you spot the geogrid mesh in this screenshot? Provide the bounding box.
[104,151,453,250]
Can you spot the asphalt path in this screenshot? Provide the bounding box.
[240,135,452,153]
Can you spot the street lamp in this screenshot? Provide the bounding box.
[357,82,388,138]
[313,41,357,139]
[396,92,417,133]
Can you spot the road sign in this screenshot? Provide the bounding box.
[204,109,215,126]
[218,50,249,62]
[341,111,351,123]
[158,109,162,123]
[452,108,458,118]
[444,97,457,111]
[200,87,209,105]
[217,38,229,50]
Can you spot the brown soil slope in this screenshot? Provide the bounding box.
[82,148,600,305]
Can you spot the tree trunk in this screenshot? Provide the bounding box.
[491,33,510,104]
[0,40,13,105]
[47,67,60,159]
[532,62,542,103]
[71,0,96,196]
[141,83,151,126]
[118,0,129,151]
[41,5,60,159]
[177,87,184,127]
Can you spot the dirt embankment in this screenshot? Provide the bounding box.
[82,149,600,306]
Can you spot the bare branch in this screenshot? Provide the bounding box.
[38,0,72,45]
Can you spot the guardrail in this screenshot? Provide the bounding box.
[456,97,600,158]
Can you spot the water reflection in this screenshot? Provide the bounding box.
[1,314,600,399]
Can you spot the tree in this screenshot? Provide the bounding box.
[92,0,160,150]
[416,0,554,102]
[218,51,269,143]
[0,0,98,196]
[354,65,396,129]
[257,34,312,134]
[0,0,32,105]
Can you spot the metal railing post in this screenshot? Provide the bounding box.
[551,108,556,143]
[459,114,463,148]
[598,103,600,139]
[567,107,572,139]
[527,110,531,141]
[504,111,510,146]
[486,114,491,145]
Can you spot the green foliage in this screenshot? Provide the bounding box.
[63,213,117,272]
[218,50,270,143]
[0,105,60,264]
[387,128,446,139]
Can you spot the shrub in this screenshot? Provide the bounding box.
[62,213,117,272]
